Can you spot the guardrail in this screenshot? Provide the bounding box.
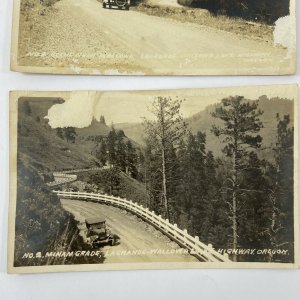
[47,167,107,187]
[55,167,107,174]
[54,190,230,263]
[47,174,78,187]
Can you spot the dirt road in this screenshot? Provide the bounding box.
[61,199,198,263]
[17,0,293,74]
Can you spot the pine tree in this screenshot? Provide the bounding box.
[96,141,107,166]
[143,96,187,220]
[136,149,146,182]
[238,152,270,261]
[56,127,64,139]
[211,96,263,261]
[263,114,294,262]
[106,127,117,166]
[115,137,127,171]
[143,141,161,211]
[125,140,138,178]
[64,127,77,143]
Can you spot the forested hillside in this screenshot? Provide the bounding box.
[133,95,295,263]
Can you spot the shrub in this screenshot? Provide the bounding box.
[40,0,59,6]
[14,160,71,266]
[184,0,290,24]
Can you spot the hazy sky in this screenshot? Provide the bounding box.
[45,85,296,128]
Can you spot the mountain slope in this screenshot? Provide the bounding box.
[115,122,144,145]
[18,97,98,174]
[113,97,294,158]
[187,97,294,157]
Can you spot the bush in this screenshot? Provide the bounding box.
[40,0,59,6]
[14,160,71,266]
[185,0,290,24]
[21,0,58,11]
[20,0,36,11]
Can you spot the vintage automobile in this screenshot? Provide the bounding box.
[102,0,130,10]
[85,216,116,247]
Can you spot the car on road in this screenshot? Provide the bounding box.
[85,216,116,247]
[102,0,130,10]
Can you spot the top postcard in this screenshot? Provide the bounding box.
[11,0,296,75]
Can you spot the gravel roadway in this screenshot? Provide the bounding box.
[17,0,293,74]
[61,199,198,263]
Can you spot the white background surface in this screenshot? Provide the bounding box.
[0,1,299,299]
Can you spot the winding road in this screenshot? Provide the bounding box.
[61,199,198,263]
[18,0,293,74]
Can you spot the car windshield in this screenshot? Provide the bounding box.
[90,222,105,230]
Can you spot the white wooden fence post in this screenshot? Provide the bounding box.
[193,236,200,254]
[151,211,155,222]
[183,229,188,245]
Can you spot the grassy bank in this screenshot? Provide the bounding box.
[135,3,274,44]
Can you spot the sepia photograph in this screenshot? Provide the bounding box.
[8,85,299,274]
[11,0,296,75]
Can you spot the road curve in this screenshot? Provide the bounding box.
[18,0,293,75]
[61,199,198,263]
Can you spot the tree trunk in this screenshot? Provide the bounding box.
[232,127,238,262]
[162,146,170,220]
[159,100,170,220]
[232,174,238,262]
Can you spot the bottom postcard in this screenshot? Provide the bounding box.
[8,85,299,273]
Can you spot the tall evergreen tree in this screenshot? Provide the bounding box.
[96,141,107,166]
[144,139,162,213]
[56,127,64,139]
[238,152,270,260]
[64,127,77,143]
[125,140,138,178]
[211,96,263,261]
[106,127,117,166]
[115,137,126,171]
[143,96,187,220]
[262,114,294,262]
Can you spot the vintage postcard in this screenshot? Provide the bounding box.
[11,0,296,75]
[8,85,299,274]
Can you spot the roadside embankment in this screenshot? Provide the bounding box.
[135,1,274,44]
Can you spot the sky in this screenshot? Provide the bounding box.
[45,85,296,128]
